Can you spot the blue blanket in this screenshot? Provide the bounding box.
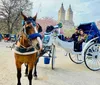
[28,33,42,39]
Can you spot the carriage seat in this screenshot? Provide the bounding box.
[58,35,66,41]
[58,35,73,42]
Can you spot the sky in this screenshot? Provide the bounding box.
[30,0,100,25]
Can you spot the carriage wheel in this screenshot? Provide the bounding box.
[69,53,84,64]
[51,44,56,69]
[84,43,100,71]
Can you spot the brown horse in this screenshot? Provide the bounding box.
[14,12,42,85]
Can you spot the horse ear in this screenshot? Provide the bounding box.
[33,13,37,21]
[21,11,27,20]
[38,24,42,33]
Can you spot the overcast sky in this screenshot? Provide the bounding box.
[30,0,100,25]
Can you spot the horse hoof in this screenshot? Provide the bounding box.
[33,75,38,80]
[34,77,38,80]
[17,83,21,85]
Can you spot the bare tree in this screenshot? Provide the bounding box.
[0,0,33,33]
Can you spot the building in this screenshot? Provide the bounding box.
[58,3,74,29]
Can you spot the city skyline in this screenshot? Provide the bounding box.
[30,0,100,25]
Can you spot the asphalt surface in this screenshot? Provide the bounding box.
[0,41,100,85]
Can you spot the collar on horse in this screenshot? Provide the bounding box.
[13,45,38,55]
[15,45,34,53]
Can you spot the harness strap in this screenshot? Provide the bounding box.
[15,45,35,53]
[17,41,34,51]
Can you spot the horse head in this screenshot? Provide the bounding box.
[17,12,42,51]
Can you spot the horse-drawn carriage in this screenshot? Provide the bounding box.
[54,22,100,71]
[9,9,100,85]
[12,20,100,73]
[11,11,100,85]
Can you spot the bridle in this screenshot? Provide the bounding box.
[17,17,41,50]
[22,17,37,37]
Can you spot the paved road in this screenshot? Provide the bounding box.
[0,41,100,85]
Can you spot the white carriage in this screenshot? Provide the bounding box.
[55,22,100,71]
[42,22,100,71]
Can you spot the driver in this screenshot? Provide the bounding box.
[71,28,80,51]
[71,28,80,41]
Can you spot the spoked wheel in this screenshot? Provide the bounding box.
[51,44,56,69]
[84,43,100,71]
[69,53,84,64]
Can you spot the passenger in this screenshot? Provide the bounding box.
[71,28,80,51]
[78,29,87,43]
[75,29,87,52]
[71,28,80,41]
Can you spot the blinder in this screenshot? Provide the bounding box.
[22,17,36,26]
[22,25,42,40]
[22,17,37,37]
[22,17,42,33]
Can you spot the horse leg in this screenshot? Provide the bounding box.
[33,61,38,80]
[16,62,22,85]
[17,68,21,85]
[25,63,28,76]
[28,63,34,85]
